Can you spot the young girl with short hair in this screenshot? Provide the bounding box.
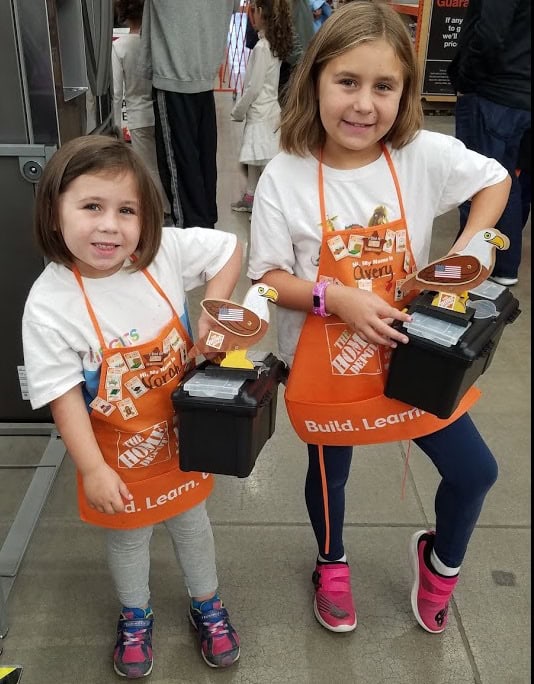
[23,135,242,678]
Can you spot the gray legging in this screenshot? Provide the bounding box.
[106,501,217,608]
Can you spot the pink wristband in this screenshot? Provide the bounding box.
[312,280,331,317]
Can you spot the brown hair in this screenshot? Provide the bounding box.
[115,0,144,25]
[34,134,163,271]
[255,0,293,62]
[280,1,423,155]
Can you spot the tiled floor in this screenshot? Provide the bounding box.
[0,97,530,684]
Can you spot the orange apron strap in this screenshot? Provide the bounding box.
[130,256,192,345]
[318,145,408,236]
[73,260,192,349]
[72,266,106,351]
[382,146,407,223]
[318,150,330,235]
[317,444,330,556]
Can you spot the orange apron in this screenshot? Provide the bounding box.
[285,147,480,446]
[73,266,213,529]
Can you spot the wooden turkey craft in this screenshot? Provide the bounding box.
[187,283,278,369]
[399,229,510,297]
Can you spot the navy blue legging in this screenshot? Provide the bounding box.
[306,413,498,567]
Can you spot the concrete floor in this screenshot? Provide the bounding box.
[0,97,530,684]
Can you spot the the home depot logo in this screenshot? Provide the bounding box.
[326,324,382,376]
[116,421,172,468]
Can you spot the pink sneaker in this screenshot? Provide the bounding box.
[410,530,459,633]
[312,562,357,632]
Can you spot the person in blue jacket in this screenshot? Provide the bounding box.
[309,0,331,32]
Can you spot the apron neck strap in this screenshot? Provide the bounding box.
[317,144,407,235]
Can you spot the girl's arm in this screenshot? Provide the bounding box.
[450,175,511,253]
[255,269,411,348]
[198,241,243,340]
[51,385,133,514]
[231,43,271,121]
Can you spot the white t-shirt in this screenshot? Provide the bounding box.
[230,35,281,124]
[23,227,237,409]
[247,129,508,366]
[112,33,154,130]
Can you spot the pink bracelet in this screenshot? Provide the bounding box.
[312,280,331,317]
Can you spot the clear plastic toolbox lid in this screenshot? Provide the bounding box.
[404,312,470,347]
[182,372,245,399]
[469,279,506,300]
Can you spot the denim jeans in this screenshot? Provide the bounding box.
[455,94,531,279]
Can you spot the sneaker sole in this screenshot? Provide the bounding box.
[313,598,357,633]
[409,531,444,634]
[188,611,240,668]
[113,661,153,678]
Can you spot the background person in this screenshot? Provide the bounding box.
[231,0,293,213]
[139,0,240,229]
[447,0,531,286]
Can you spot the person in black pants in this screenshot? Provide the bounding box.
[447,0,531,286]
[139,1,238,228]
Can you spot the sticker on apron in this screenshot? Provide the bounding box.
[347,235,365,257]
[144,347,169,367]
[403,251,411,274]
[394,280,405,302]
[357,278,373,292]
[107,386,123,402]
[383,229,396,254]
[89,396,117,416]
[327,235,349,261]
[106,352,128,372]
[124,350,145,371]
[117,397,139,420]
[125,376,150,399]
[395,230,407,252]
[164,328,185,353]
[364,231,384,253]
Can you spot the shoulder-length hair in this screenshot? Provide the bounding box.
[280,1,423,155]
[34,134,163,272]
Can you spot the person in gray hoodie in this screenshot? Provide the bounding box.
[139,1,240,228]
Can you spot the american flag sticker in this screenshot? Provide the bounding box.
[218,306,244,321]
[434,264,461,278]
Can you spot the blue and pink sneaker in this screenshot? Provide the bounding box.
[189,595,240,668]
[113,606,154,678]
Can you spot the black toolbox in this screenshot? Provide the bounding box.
[172,352,287,477]
[384,282,520,418]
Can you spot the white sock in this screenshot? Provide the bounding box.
[318,553,347,564]
[431,548,460,577]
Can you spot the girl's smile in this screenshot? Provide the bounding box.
[318,39,404,169]
[58,171,141,278]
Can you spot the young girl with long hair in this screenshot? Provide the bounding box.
[248,1,510,635]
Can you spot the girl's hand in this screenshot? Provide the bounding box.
[82,462,132,514]
[327,285,411,348]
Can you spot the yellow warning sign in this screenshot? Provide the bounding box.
[0,666,23,684]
